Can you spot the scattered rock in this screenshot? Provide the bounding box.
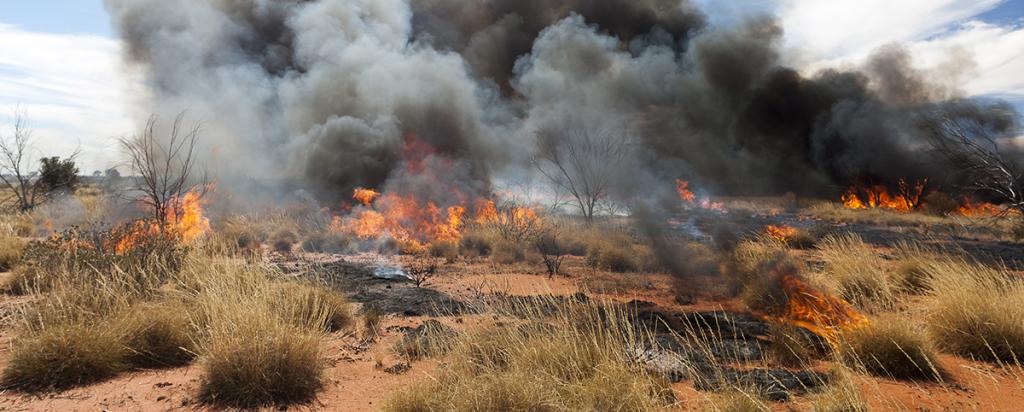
[383,363,411,375]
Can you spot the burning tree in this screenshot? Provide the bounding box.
[120,113,208,230]
[534,126,630,225]
[921,106,1024,217]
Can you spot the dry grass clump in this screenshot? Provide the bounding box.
[198,314,324,407]
[811,233,894,312]
[707,389,770,412]
[0,231,26,272]
[839,318,944,381]
[272,281,353,332]
[188,259,329,407]
[2,323,126,391]
[923,258,1024,363]
[114,300,196,368]
[809,369,867,412]
[385,300,673,411]
[722,236,795,312]
[767,323,828,368]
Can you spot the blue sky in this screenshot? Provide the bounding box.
[1,0,1023,172]
[0,0,112,36]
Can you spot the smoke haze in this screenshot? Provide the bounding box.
[103,0,1021,206]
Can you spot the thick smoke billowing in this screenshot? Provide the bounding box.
[104,0,1021,206]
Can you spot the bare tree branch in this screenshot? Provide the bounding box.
[120,112,206,228]
[533,126,630,224]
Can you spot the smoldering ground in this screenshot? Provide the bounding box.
[104,0,1020,206]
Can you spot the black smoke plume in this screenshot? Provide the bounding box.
[104,0,1021,206]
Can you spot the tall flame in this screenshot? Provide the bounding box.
[773,274,870,348]
[115,187,211,253]
[842,178,926,212]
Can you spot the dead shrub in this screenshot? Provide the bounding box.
[269,228,298,253]
[458,228,494,257]
[839,319,944,381]
[300,232,349,253]
[429,240,459,262]
[924,192,960,216]
[586,244,638,273]
[2,323,127,391]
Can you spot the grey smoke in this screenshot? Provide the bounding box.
[104,0,1021,208]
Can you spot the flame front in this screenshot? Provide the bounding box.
[765,225,797,243]
[353,188,381,206]
[957,197,1017,217]
[773,274,870,348]
[842,178,926,212]
[675,179,696,203]
[115,187,211,253]
[332,189,472,250]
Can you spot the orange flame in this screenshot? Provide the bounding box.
[353,188,381,206]
[765,225,798,243]
[957,197,1016,217]
[675,179,696,203]
[332,191,470,250]
[115,187,211,253]
[841,178,926,212]
[774,274,870,347]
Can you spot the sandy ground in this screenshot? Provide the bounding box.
[0,251,1023,411]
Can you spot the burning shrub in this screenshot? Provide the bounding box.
[811,234,894,312]
[924,258,1024,363]
[385,300,671,411]
[428,239,459,262]
[765,225,817,249]
[269,228,298,253]
[2,323,127,391]
[114,300,196,368]
[839,318,944,381]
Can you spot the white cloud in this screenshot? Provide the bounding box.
[773,0,1024,107]
[0,23,140,173]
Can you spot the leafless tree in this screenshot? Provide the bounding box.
[534,126,630,225]
[922,112,1024,216]
[120,113,206,228]
[0,110,79,211]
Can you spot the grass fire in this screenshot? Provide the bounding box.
[2,1,1024,411]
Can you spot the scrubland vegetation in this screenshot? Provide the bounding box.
[0,186,1023,410]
